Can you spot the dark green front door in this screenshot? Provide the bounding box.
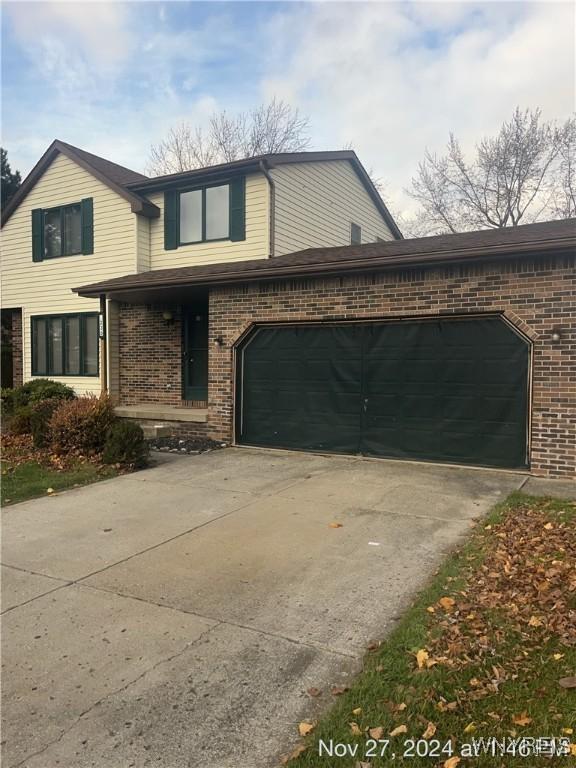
[182,307,208,402]
[236,317,530,469]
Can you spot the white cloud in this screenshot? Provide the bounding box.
[261,1,575,216]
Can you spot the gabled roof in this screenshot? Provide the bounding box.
[1,140,159,227]
[74,218,576,298]
[127,149,402,240]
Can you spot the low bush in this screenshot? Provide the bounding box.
[13,379,75,409]
[9,406,32,435]
[50,393,117,454]
[30,398,63,448]
[103,421,149,468]
[1,387,16,417]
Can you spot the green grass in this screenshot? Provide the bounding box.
[289,493,576,767]
[1,460,117,506]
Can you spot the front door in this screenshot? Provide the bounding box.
[182,306,208,403]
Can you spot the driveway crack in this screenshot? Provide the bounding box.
[8,620,221,768]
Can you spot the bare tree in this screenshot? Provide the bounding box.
[148,98,311,175]
[407,108,576,234]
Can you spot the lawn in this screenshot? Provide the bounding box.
[286,493,576,767]
[1,459,117,506]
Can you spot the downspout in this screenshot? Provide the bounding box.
[99,294,108,393]
[259,159,275,258]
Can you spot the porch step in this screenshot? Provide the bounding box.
[138,422,173,439]
[115,405,208,423]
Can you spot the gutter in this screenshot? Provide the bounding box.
[73,236,575,298]
[259,159,276,258]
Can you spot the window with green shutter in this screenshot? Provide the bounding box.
[31,198,94,261]
[31,313,99,377]
[164,176,246,249]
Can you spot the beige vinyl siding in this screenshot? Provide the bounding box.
[1,153,138,395]
[272,160,395,256]
[148,172,270,269]
[136,215,151,272]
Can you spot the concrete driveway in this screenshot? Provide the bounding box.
[1,448,525,768]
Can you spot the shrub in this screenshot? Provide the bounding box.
[12,379,75,409]
[50,394,117,454]
[103,421,149,468]
[9,406,32,435]
[30,398,63,448]
[1,387,15,418]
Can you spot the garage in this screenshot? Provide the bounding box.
[236,316,530,469]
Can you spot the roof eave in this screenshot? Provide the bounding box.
[73,235,575,298]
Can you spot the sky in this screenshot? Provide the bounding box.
[2,0,574,217]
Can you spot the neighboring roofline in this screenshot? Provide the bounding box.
[127,150,403,240]
[1,140,159,227]
[74,220,575,298]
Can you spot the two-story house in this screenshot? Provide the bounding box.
[2,140,574,478]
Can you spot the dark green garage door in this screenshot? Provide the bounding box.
[236,317,529,469]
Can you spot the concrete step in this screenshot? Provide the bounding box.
[139,422,174,439]
[115,405,207,423]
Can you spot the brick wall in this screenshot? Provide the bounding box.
[208,253,575,478]
[118,304,183,406]
[12,309,23,388]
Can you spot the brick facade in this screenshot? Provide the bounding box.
[117,252,575,478]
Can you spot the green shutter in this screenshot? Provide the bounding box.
[81,198,94,254]
[32,209,44,262]
[164,190,179,250]
[229,176,246,241]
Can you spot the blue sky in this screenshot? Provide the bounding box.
[2,1,574,215]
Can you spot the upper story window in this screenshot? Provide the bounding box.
[164,176,246,250]
[350,223,362,245]
[31,198,93,262]
[180,183,230,244]
[44,204,82,258]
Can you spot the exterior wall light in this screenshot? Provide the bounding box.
[162,310,175,324]
[214,336,224,347]
[551,327,562,343]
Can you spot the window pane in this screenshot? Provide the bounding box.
[63,205,82,255]
[65,316,81,375]
[83,316,99,376]
[49,318,63,375]
[205,184,229,240]
[44,209,62,258]
[180,190,202,243]
[33,319,47,374]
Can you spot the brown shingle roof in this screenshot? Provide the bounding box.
[74,218,576,297]
[1,140,158,226]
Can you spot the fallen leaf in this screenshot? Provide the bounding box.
[298,721,315,737]
[368,726,384,739]
[395,702,407,711]
[512,713,532,727]
[329,522,343,529]
[415,649,429,669]
[443,758,461,768]
[352,707,362,716]
[355,763,371,768]
[528,615,543,627]
[570,744,576,757]
[562,728,573,735]
[367,641,380,651]
[307,687,322,697]
[426,606,436,613]
[559,677,576,689]
[463,722,476,734]
[331,685,349,696]
[389,725,408,737]
[46,487,54,494]
[544,522,554,530]
[350,722,362,736]
[553,653,565,661]
[281,744,307,764]
[422,722,436,739]
[439,596,455,611]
